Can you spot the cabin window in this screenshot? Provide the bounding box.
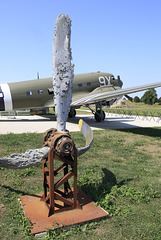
[26,91,32,96]
[0,92,3,98]
[78,83,82,87]
[38,89,43,94]
[87,82,91,86]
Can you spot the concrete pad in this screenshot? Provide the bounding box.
[0,113,161,134]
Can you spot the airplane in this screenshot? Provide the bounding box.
[0,71,161,122]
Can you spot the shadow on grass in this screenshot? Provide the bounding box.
[2,169,133,205]
[2,185,28,196]
[116,127,161,138]
[2,185,41,198]
[80,168,133,202]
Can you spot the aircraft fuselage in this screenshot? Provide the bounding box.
[0,72,123,111]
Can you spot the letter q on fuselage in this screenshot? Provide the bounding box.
[0,84,13,111]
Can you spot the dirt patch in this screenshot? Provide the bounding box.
[137,144,161,156]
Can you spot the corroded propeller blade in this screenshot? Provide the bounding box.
[53,14,74,132]
[0,120,93,169]
[0,147,50,169]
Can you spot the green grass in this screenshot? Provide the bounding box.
[72,103,161,117]
[0,128,161,239]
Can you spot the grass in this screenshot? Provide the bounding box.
[68,102,161,117]
[107,102,161,117]
[0,128,161,239]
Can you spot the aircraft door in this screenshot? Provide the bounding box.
[0,87,5,111]
[0,84,13,112]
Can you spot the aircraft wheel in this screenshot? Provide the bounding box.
[68,109,76,118]
[95,110,105,122]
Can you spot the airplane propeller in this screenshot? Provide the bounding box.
[0,14,94,169]
[117,75,120,81]
[124,94,133,102]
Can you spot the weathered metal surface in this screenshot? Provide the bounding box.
[43,119,94,157]
[53,14,74,132]
[43,129,74,156]
[0,147,50,169]
[41,130,79,216]
[20,188,109,235]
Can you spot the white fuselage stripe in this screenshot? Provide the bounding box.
[0,83,13,111]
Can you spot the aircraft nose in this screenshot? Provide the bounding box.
[0,86,5,111]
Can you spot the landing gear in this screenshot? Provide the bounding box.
[68,108,76,118]
[94,110,105,122]
[87,103,106,122]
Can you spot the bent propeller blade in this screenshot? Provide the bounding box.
[0,120,94,168]
[76,119,94,157]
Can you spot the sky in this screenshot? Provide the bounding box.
[0,0,161,98]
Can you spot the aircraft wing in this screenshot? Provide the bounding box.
[71,81,161,107]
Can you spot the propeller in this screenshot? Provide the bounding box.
[0,14,94,169]
[0,119,93,168]
[124,94,133,102]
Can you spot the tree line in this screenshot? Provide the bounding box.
[133,88,161,105]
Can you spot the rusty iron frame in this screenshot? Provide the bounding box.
[41,143,80,217]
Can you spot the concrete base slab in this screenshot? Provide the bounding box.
[20,188,108,235]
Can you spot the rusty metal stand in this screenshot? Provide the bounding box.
[20,128,108,235]
[41,142,80,217]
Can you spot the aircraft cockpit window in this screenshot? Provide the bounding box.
[87,82,91,86]
[26,91,32,96]
[78,84,82,87]
[38,89,43,94]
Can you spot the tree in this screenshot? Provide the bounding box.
[141,88,158,105]
[158,97,161,103]
[158,97,161,105]
[134,96,140,103]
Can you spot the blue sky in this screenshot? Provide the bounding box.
[0,0,161,98]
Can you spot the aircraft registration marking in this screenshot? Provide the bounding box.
[99,76,111,86]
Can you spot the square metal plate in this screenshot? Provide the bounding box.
[20,188,108,235]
